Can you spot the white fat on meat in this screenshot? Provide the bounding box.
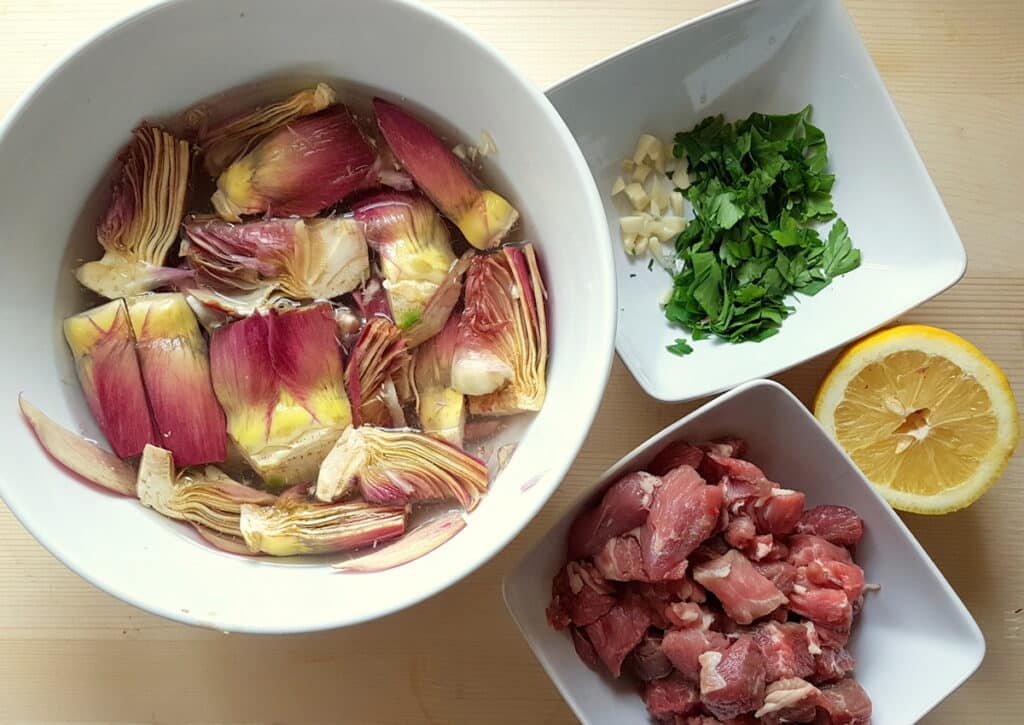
[698,650,726,693]
[754,678,819,718]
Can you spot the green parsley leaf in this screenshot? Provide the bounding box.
[663,107,860,347]
[667,338,694,356]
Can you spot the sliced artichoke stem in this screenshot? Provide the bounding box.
[315,426,488,511]
[210,303,352,490]
[334,510,467,572]
[418,387,466,448]
[19,395,136,496]
[136,444,277,537]
[413,311,466,446]
[63,298,157,458]
[239,498,406,557]
[76,124,191,299]
[212,105,378,221]
[373,98,518,250]
[197,83,337,176]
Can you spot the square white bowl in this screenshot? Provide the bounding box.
[504,380,984,724]
[546,0,967,402]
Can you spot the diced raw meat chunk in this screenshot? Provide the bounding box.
[788,535,853,567]
[755,677,820,722]
[817,677,872,724]
[812,647,856,684]
[693,550,788,625]
[644,671,701,720]
[571,628,602,672]
[724,515,756,550]
[754,489,805,536]
[751,621,816,681]
[789,585,853,629]
[700,453,768,487]
[795,505,864,546]
[546,561,616,629]
[806,560,865,602]
[640,466,723,581]
[665,601,710,629]
[568,471,660,558]
[583,592,653,677]
[627,633,674,682]
[690,535,730,566]
[649,440,705,477]
[699,437,748,458]
[594,534,648,582]
[812,623,851,649]
[662,628,730,683]
[698,636,767,720]
[752,560,798,595]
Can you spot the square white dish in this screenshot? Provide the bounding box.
[546,0,967,402]
[504,379,984,724]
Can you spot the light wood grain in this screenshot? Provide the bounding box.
[0,1,1021,723]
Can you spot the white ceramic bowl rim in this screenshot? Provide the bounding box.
[0,0,616,632]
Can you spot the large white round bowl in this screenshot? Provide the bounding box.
[0,0,615,633]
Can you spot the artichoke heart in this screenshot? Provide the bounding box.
[239,491,406,557]
[373,98,518,250]
[212,105,378,221]
[451,244,548,415]
[127,293,228,468]
[209,303,352,489]
[63,298,158,458]
[345,317,410,427]
[315,426,489,510]
[182,214,370,307]
[354,192,456,332]
[76,125,192,299]
[413,312,466,446]
[137,444,277,538]
[196,83,337,176]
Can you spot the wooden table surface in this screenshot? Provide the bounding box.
[0,1,1020,722]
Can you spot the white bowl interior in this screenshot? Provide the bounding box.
[547,0,966,402]
[0,0,615,632]
[504,380,984,724]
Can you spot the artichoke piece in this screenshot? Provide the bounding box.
[136,444,276,538]
[315,426,488,510]
[239,491,406,557]
[353,192,456,331]
[76,125,192,298]
[196,83,337,177]
[19,395,136,496]
[452,244,548,415]
[373,98,518,250]
[413,312,466,446]
[212,105,378,221]
[209,303,352,489]
[182,214,369,308]
[345,317,410,427]
[334,510,466,573]
[63,298,157,458]
[127,293,227,467]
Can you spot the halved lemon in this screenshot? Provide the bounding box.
[815,325,1019,514]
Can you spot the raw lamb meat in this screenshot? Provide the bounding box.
[547,437,874,723]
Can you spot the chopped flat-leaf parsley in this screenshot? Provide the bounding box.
[667,338,694,356]
[664,106,860,345]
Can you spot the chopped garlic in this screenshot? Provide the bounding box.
[624,182,649,210]
[631,164,651,183]
[670,190,685,217]
[632,134,661,165]
[620,215,646,235]
[658,288,672,306]
[611,176,626,195]
[633,236,649,255]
